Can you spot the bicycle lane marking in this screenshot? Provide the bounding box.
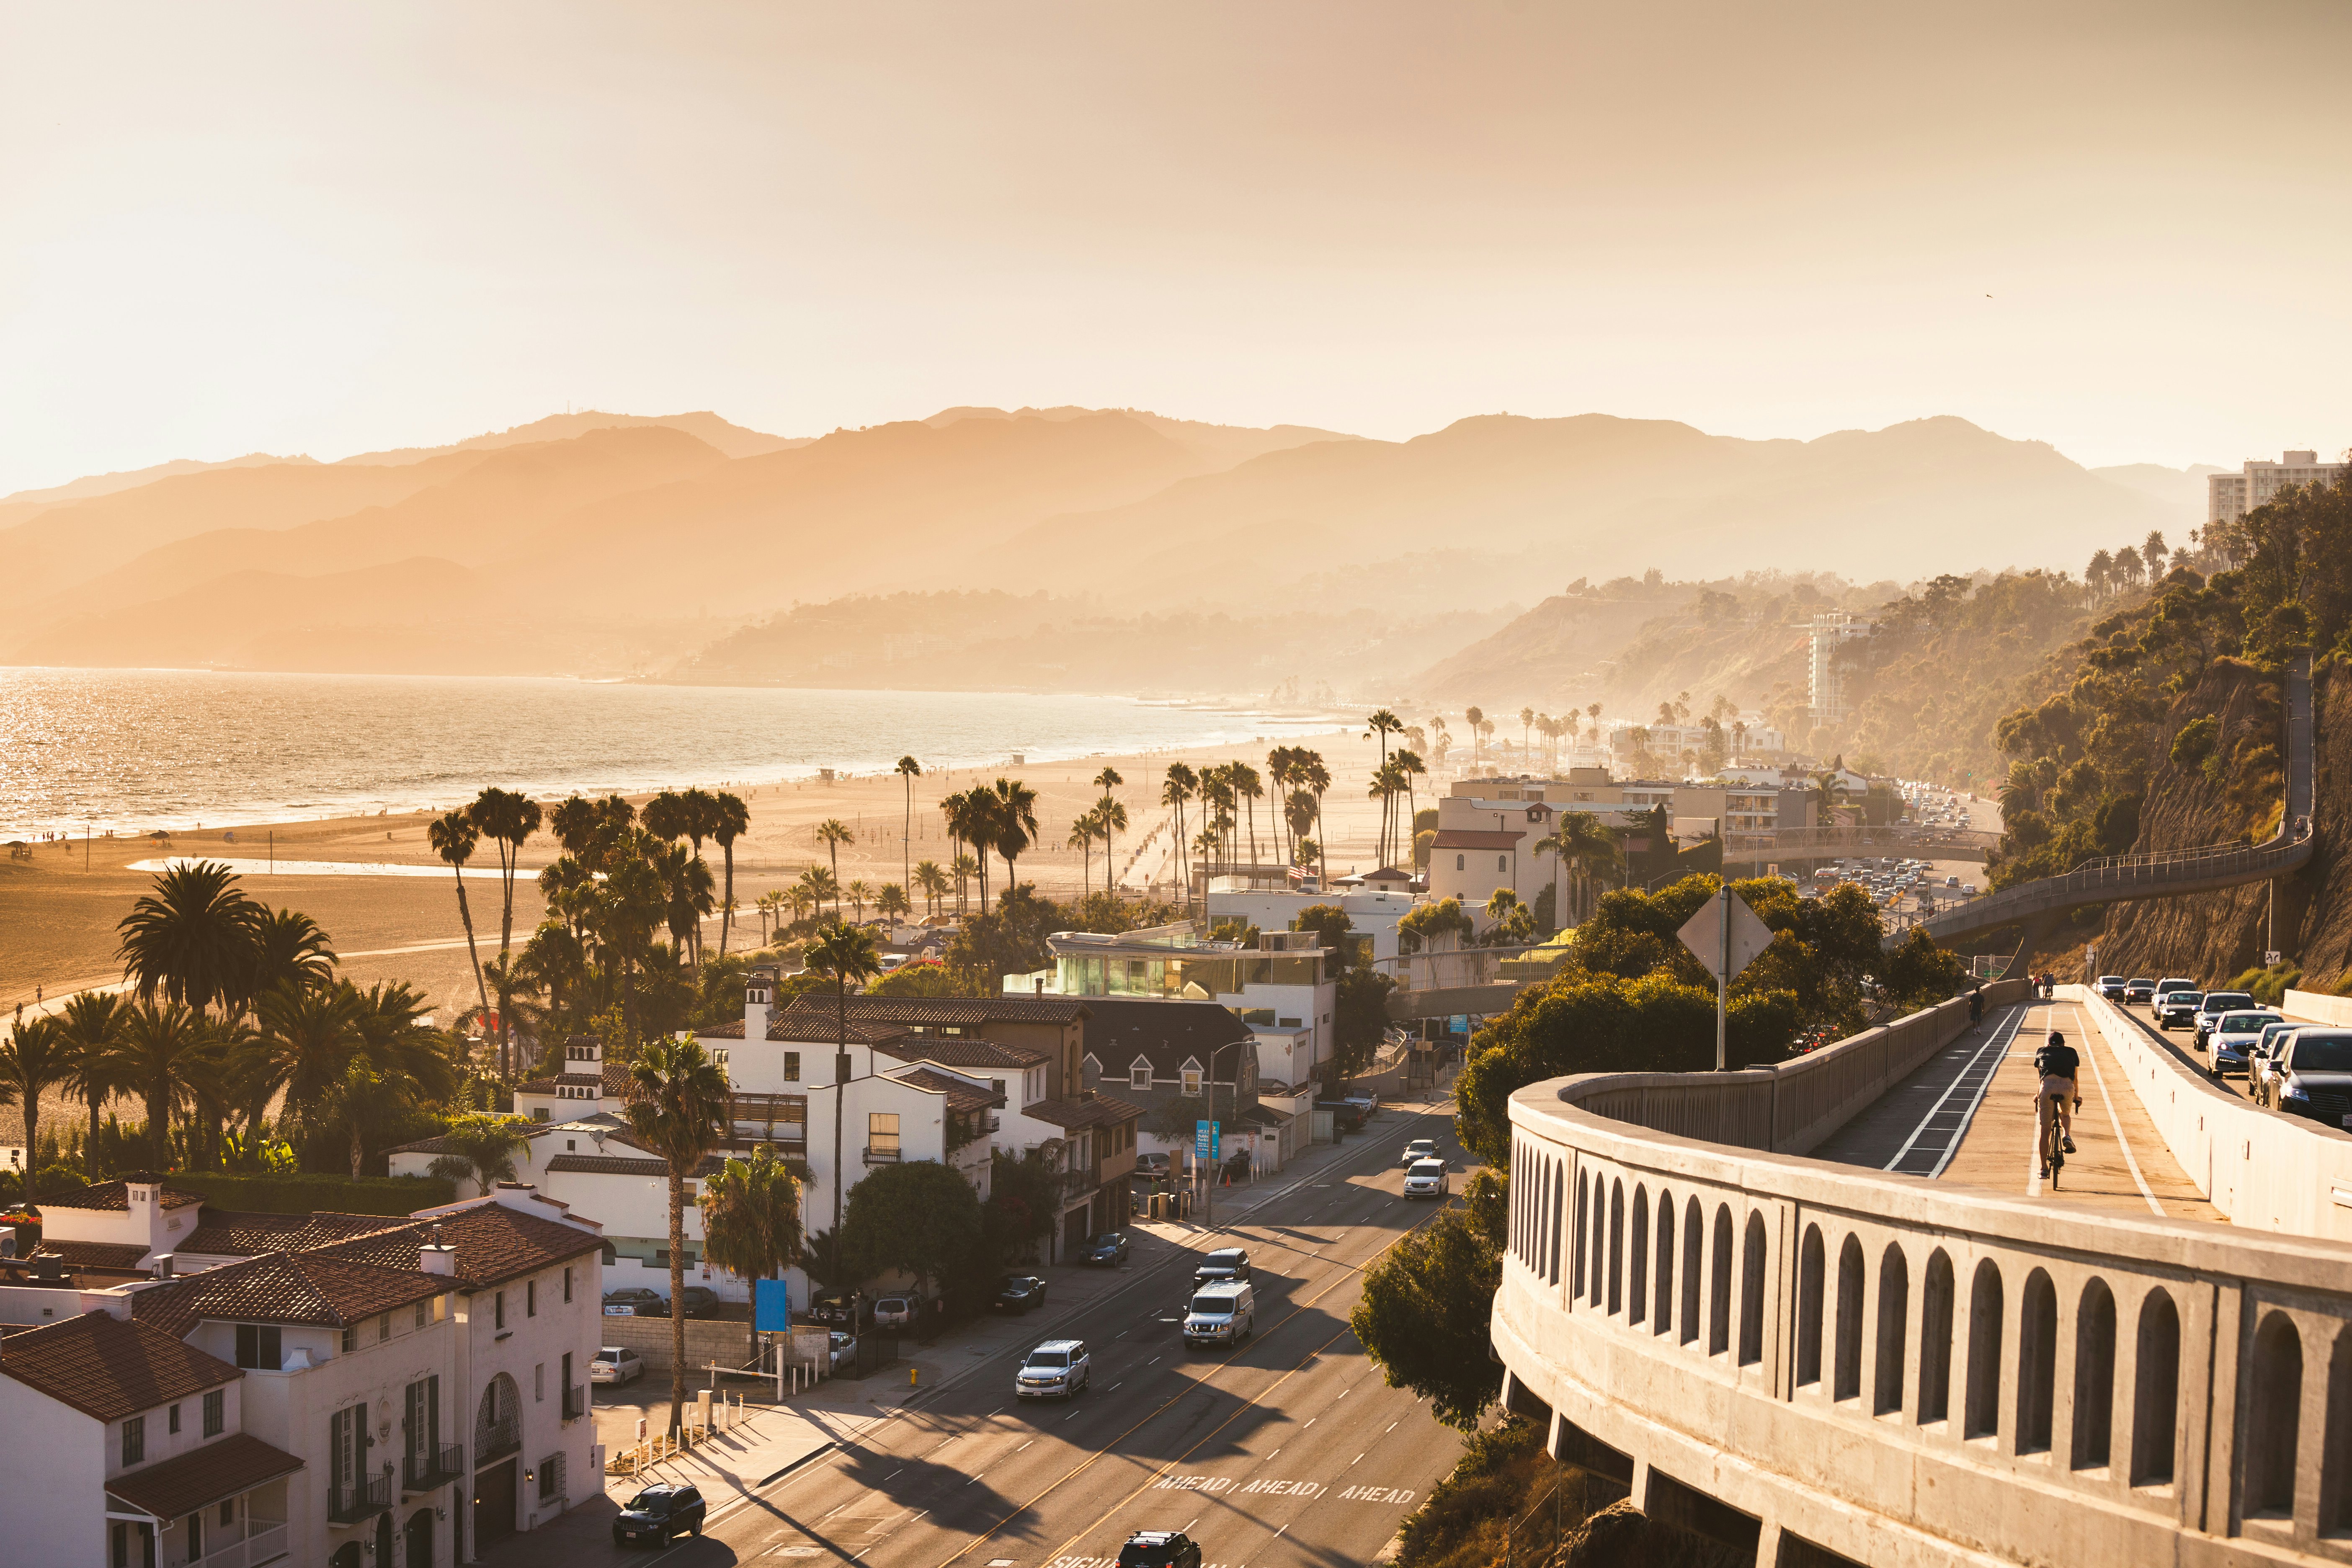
[1885,1003,2025,1176]
[2071,1002,2167,1217]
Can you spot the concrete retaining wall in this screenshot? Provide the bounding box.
[2284,987,2352,1028]
[2075,984,2352,1242]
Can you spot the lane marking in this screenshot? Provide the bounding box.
[1883,1004,2024,1176]
[2078,1002,2168,1217]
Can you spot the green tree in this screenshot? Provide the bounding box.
[913,859,949,919]
[1333,967,1397,1083]
[699,1145,807,1361]
[622,1035,733,1438]
[54,991,127,1181]
[0,1017,72,1201]
[241,980,370,1148]
[1352,1169,1508,1429]
[110,1000,226,1169]
[945,885,1060,990]
[247,907,337,1003]
[711,791,752,958]
[869,959,971,998]
[985,777,1041,888]
[1162,764,1196,909]
[424,1112,536,1196]
[804,921,882,1237]
[983,1145,1065,1268]
[840,1158,984,1304]
[427,811,496,1056]
[116,860,263,1018]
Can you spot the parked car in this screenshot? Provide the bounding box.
[1119,1531,1204,1568]
[2156,991,2204,1031]
[2123,978,2157,1006]
[2193,991,2257,1048]
[2272,1031,2352,1128]
[2095,975,2127,1001]
[1016,1338,1091,1399]
[1082,1231,1131,1266]
[1403,1158,1451,1199]
[1135,1153,1171,1179]
[2208,1010,2281,1078]
[809,1290,861,1326]
[995,1275,1048,1313]
[871,1292,925,1329]
[1192,1248,1251,1286]
[828,1330,858,1371]
[589,1346,643,1385]
[1315,1100,1367,1133]
[602,1287,665,1318]
[613,1484,705,1547]
[673,1285,722,1319]
[1399,1137,1439,1170]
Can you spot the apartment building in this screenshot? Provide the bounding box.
[2209,449,2346,524]
[1807,609,1867,727]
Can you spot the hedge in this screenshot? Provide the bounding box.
[166,1172,456,1217]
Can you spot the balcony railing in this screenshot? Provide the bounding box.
[563,1382,588,1420]
[403,1442,463,1493]
[863,1144,901,1163]
[191,1520,289,1568]
[326,1472,392,1524]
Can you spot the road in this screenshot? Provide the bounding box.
[619,1109,1473,1568]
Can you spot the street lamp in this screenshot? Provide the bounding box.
[1203,1039,1241,1227]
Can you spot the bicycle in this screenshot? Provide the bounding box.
[2038,1090,2066,1187]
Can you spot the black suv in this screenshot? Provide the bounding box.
[614,1483,706,1547]
[996,1275,1047,1313]
[1119,1530,1203,1568]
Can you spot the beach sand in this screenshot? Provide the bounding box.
[1,725,1403,1028]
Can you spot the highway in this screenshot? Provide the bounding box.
[631,1108,1475,1568]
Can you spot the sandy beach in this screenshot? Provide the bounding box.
[1,725,1399,1026]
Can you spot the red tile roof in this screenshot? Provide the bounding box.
[874,1036,1047,1070]
[887,1067,998,1113]
[131,1251,446,1336]
[1429,829,1527,849]
[178,1211,410,1259]
[106,1432,304,1520]
[782,994,1090,1026]
[36,1176,208,1212]
[701,1016,911,1045]
[30,1240,152,1271]
[0,1310,240,1422]
[307,1203,602,1287]
[1020,1091,1142,1132]
[542,1153,725,1178]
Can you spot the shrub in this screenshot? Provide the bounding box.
[166,1171,455,1216]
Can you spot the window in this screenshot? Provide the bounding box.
[1455,854,1465,871]
[168,1403,181,1434]
[495,1291,506,1330]
[1498,854,1509,873]
[564,1266,573,1304]
[203,1389,224,1437]
[783,1051,801,1082]
[415,1300,428,1330]
[868,1112,900,1156]
[234,1325,281,1370]
[379,1311,391,1341]
[341,1325,359,1353]
[123,1414,145,1466]
[527,1280,537,1318]
[329,1404,363,1494]
[1181,1066,1203,1097]
[1131,1059,1152,1090]
[532,1107,549,1122]
[535,1363,546,1401]
[601,1243,617,1265]
[538,1452,565,1501]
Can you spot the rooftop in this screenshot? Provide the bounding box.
[1020,1091,1142,1132]
[306,1202,602,1287]
[36,1175,208,1212]
[132,1250,446,1336]
[106,1431,305,1522]
[179,1210,411,1259]
[874,1034,1048,1070]
[886,1066,998,1114]
[0,1310,240,1422]
[781,993,1090,1027]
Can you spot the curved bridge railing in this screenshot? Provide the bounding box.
[1894,651,2314,954]
[1496,1081,2352,1564]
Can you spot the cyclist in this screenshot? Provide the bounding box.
[1968,987,1984,1029]
[2033,1030,2081,1172]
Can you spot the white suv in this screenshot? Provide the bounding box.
[1403,1158,1450,1199]
[1016,1339,1091,1400]
[1184,1282,1255,1347]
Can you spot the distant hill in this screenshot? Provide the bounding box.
[923,405,1357,473]
[333,409,805,465]
[2089,461,2223,521]
[0,450,313,508]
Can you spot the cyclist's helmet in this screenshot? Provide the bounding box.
[2046,1031,2064,1046]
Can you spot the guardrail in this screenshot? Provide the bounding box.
[1496,1001,2352,1565]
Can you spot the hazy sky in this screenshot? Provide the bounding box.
[4,1,2347,493]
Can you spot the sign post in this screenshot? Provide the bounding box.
[1678,885,1774,1070]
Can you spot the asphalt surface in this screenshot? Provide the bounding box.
[613,1108,1475,1568]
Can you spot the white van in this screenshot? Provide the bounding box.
[1183,1282,1255,1347]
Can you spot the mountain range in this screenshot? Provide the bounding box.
[0,405,2213,689]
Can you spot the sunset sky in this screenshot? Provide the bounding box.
[4,1,2347,493]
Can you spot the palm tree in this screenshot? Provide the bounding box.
[912,860,948,920]
[110,1000,223,1168]
[0,1017,71,1200]
[1094,796,1128,895]
[242,980,369,1145]
[803,923,882,1239]
[1299,752,1332,886]
[598,849,671,1047]
[622,1036,733,1439]
[466,787,543,1068]
[1395,749,1426,866]
[427,811,496,1062]
[711,792,751,958]
[1066,810,1101,891]
[1162,764,1196,909]
[986,778,1040,892]
[315,1058,412,1179]
[1233,763,1265,869]
[1521,707,1535,758]
[876,883,910,922]
[845,879,875,923]
[756,890,787,946]
[640,789,692,845]
[54,991,126,1181]
[895,757,922,892]
[699,1145,807,1363]
[815,820,854,916]
[1536,810,1623,924]
[796,865,839,920]
[1464,706,1484,762]
[950,854,978,916]
[247,907,336,1004]
[424,1112,534,1197]
[116,860,261,1018]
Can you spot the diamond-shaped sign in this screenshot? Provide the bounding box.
[1678,890,1774,983]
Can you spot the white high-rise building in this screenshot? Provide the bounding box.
[2209,450,2344,525]
[1808,610,1867,728]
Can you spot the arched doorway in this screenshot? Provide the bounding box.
[473,1372,523,1546]
[329,1545,362,1568]
[375,1509,395,1566]
[405,1507,435,1567]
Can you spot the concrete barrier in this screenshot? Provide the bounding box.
[2073,984,2352,1242]
[2284,988,2352,1028]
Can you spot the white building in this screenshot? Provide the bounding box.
[1201,877,1416,964]
[1807,610,1867,728]
[2209,449,2345,525]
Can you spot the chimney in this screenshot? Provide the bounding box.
[152,1254,174,1280]
[418,1241,457,1278]
[746,966,776,1040]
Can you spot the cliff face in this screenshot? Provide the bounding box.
[2090,662,2284,980]
[2281,663,2352,991]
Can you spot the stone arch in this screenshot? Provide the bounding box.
[1651,1191,1674,1337]
[1795,1224,1826,1387]
[1589,1174,1608,1307]
[2246,1310,2304,1519]
[2130,1287,2180,1486]
[406,1507,434,1568]
[1965,1259,2004,1439]
[476,1371,521,1464]
[2016,1268,2058,1455]
[1707,1204,1733,1355]
[2071,1277,2117,1471]
[1679,1196,1702,1346]
[1571,1169,1588,1296]
[1628,1186,1650,1327]
[1607,1179,1625,1315]
[1919,1249,1955,1426]
[1874,1243,1910,1416]
[1833,1233,1865,1401]
[1738,1210,1768,1366]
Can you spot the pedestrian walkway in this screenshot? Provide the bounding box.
[1817,998,2217,1220]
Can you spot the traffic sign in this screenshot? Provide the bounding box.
[1678,890,1773,982]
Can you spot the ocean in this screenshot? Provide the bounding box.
[0,667,1339,840]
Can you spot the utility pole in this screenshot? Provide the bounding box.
[1716,881,1730,1072]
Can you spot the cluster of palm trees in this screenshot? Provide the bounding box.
[936,779,1041,914]
[1532,810,1624,926]
[1432,702,1611,774]
[1359,710,1429,870]
[2085,530,2187,603]
[0,861,469,1199]
[1158,750,1333,900]
[1063,767,1130,895]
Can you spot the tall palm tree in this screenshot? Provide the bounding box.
[803,923,882,1239]
[1233,763,1265,869]
[699,1145,807,1364]
[598,849,671,1047]
[54,991,126,1182]
[986,778,1041,892]
[1463,706,1483,762]
[622,1036,733,1439]
[796,865,839,919]
[247,907,336,1004]
[815,820,854,916]
[950,854,978,915]
[895,757,922,893]
[912,860,948,920]
[876,883,910,922]
[110,1000,223,1169]
[1162,764,1196,910]
[1536,810,1622,924]
[711,792,751,958]
[1066,810,1101,892]
[424,1112,534,1197]
[1395,749,1426,867]
[1299,752,1332,886]
[116,861,262,1019]
[0,1017,71,1199]
[466,787,543,1070]
[1094,796,1129,895]
[242,980,370,1145]
[845,879,875,923]
[427,811,496,1062]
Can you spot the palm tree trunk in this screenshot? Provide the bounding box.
[720,843,737,959]
[20,1098,39,1202]
[451,866,494,1073]
[1316,792,1327,885]
[667,1172,688,1438]
[497,837,519,1083]
[88,1092,103,1181]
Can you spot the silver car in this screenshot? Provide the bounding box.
[1403,1157,1450,1199]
